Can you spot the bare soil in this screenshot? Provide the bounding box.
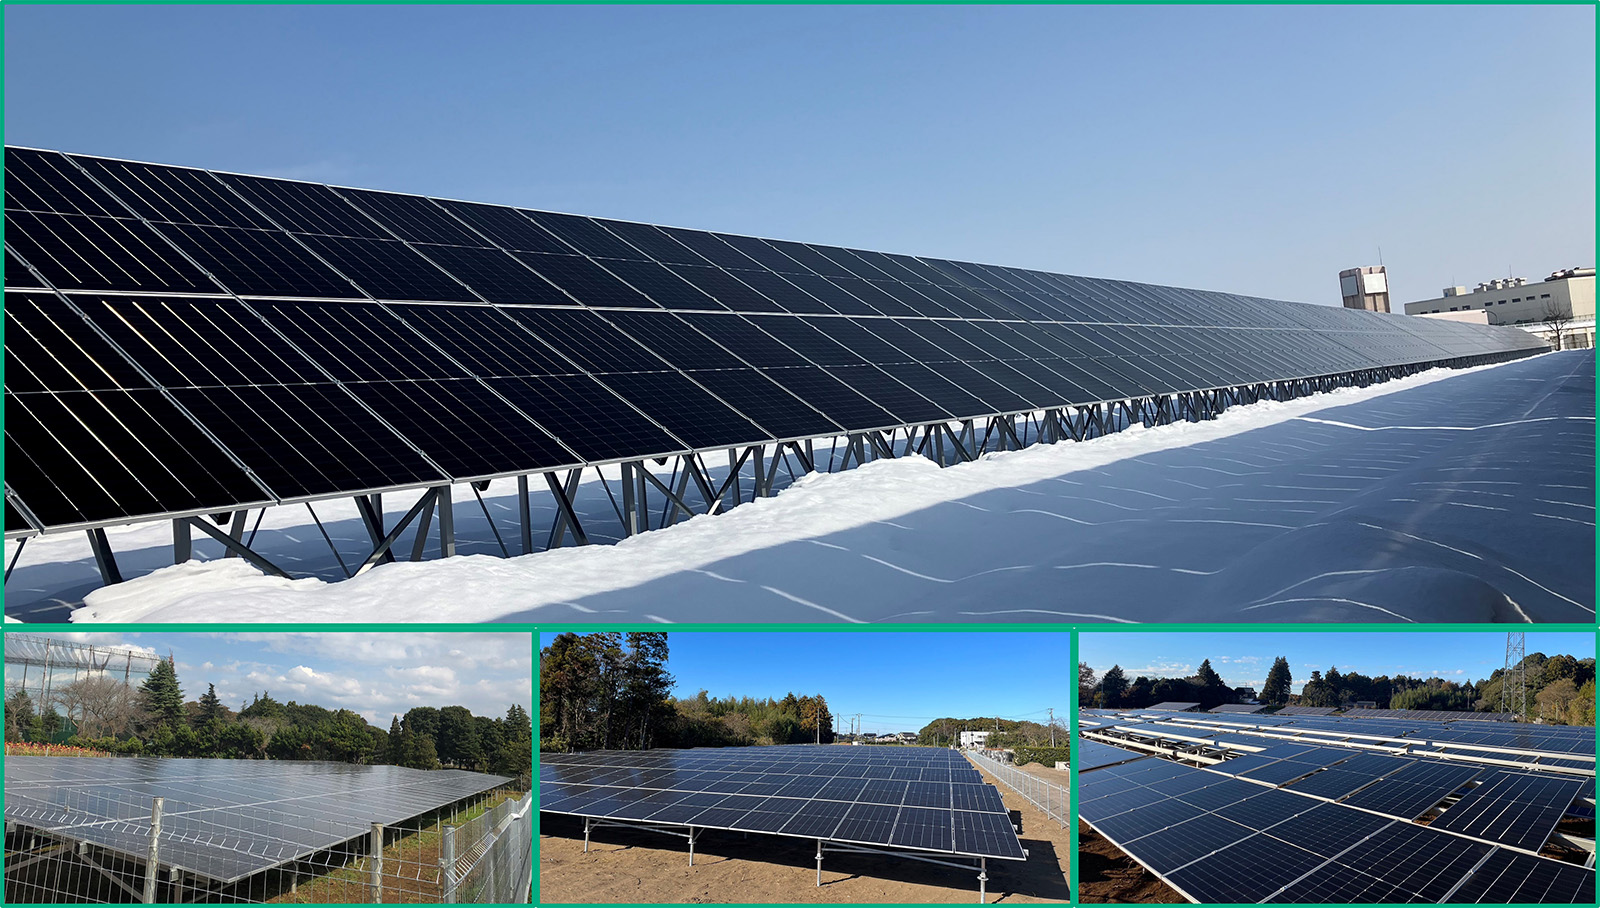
[539,759,1071,904]
[1075,823,1184,904]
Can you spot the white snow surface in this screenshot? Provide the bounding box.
[68,360,1524,623]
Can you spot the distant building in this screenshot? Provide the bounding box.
[959,730,991,748]
[1340,266,1391,313]
[1404,267,1595,349]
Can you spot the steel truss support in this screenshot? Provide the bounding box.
[354,488,440,576]
[179,518,292,579]
[546,470,589,548]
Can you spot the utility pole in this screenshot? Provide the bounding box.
[1047,708,1056,748]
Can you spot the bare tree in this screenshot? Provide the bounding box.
[58,676,138,739]
[1541,299,1574,350]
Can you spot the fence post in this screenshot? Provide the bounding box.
[441,824,457,903]
[142,797,163,904]
[369,823,384,903]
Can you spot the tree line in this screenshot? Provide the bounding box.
[540,632,835,751]
[4,657,532,782]
[913,716,1063,749]
[1078,652,1596,726]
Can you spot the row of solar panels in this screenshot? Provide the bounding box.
[1079,745,1593,903]
[5,757,511,883]
[540,745,1024,860]
[1081,710,1596,757]
[3,146,1547,537]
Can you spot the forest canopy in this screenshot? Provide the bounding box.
[1078,652,1595,726]
[540,632,834,751]
[5,657,532,783]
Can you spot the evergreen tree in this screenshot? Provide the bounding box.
[1193,659,1232,708]
[139,658,185,730]
[195,683,225,727]
[1100,665,1128,707]
[1261,657,1292,706]
[387,715,406,765]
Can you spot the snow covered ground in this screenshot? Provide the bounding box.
[11,351,1593,624]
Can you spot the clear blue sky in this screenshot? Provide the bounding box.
[6,5,1592,306]
[540,632,1068,735]
[1080,632,1597,695]
[14,632,533,725]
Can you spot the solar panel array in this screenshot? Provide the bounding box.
[1208,704,1268,714]
[1076,737,1153,772]
[3,756,512,883]
[1079,751,1594,904]
[3,145,1547,537]
[540,744,1024,860]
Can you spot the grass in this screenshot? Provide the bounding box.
[267,790,522,904]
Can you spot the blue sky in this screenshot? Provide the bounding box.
[10,632,533,725]
[1080,631,1597,695]
[540,632,1068,735]
[5,5,1592,306]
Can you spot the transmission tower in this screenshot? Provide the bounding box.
[1500,632,1526,721]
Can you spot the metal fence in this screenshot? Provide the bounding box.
[4,786,532,904]
[968,750,1070,828]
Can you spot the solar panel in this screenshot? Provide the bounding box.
[1285,752,1415,800]
[1447,848,1597,904]
[1075,737,1150,772]
[3,146,1548,536]
[540,745,1022,861]
[3,756,511,884]
[1430,770,1585,850]
[1339,759,1483,820]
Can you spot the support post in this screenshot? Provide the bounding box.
[816,838,823,887]
[369,823,384,903]
[584,816,591,853]
[978,856,987,904]
[517,475,534,555]
[88,528,124,585]
[142,797,163,904]
[172,519,191,565]
[620,462,637,536]
[437,486,456,557]
[441,824,457,903]
[688,826,697,866]
[223,510,247,558]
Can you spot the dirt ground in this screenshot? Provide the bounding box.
[539,757,1071,904]
[1075,823,1184,904]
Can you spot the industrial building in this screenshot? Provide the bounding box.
[1338,266,1391,312]
[1405,267,1596,349]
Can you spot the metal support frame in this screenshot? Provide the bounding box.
[86,528,123,586]
[566,811,1008,903]
[180,517,292,578]
[815,838,996,903]
[14,350,1544,599]
[354,489,440,576]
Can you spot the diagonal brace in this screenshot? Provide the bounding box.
[355,489,440,576]
[181,517,292,579]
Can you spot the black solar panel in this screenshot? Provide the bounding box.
[540,745,1021,861]
[4,146,1549,535]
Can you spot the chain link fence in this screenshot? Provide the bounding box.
[4,784,531,904]
[968,750,1070,828]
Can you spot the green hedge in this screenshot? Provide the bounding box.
[1011,746,1071,766]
